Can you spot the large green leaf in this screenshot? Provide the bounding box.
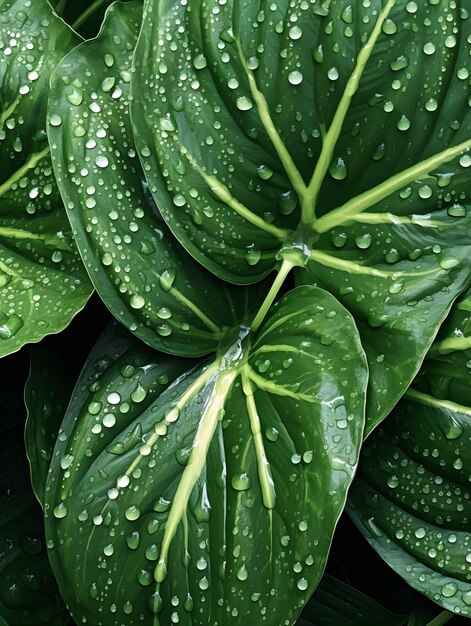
[25,348,75,507]
[0,357,69,625]
[48,1,266,358]
[131,0,471,431]
[0,0,92,358]
[45,285,367,626]
[348,288,471,616]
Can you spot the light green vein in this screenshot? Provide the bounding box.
[429,335,471,355]
[314,137,471,233]
[0,146,50,199]
[254,305,313,346]
[405,389,471,417]
[236,40,308,202]
[349,213,450,229]
[251,343,322,364]
[305,0,396,223]
[181,147,287,240]
[125,360,220,479]
[311,250,443,279]
[0,96,21,133]
[0,226,73,251]
[154,368,238,584]
[165,283,221,334]
[246,364,316,403]
[242,368,276,509]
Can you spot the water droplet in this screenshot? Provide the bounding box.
[159,269,176,291]
[53,503,68,519]
[289,25,302,40]
[125,505,141,521]
[355,233,372,249]
[231,473,251,491]
[236,96,253,111]
[257,164,273,180]
[95,155,109,168]
[327,67,339,81]
[329,157,347,180]
[288,70,303,85]
[130,294,145,310]
[441,582,458,598]
[397,115,411,131]
[49,113,62,127]
[390,55,408,71]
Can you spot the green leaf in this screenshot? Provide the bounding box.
[0,0,93,358]
[45,286,367,626]
[48,1,266,358]
[298,574,410,626]
[130,0,471,430]
[0,360,69,625]
[348,287,471,617]
[24,348,75,508]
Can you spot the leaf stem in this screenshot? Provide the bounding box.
[304,0,396,224]
[251,258,294,332]
[425,610,454,626]
[72,0,108,31]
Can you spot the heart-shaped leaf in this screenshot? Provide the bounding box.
[48,1,267,358]
[348,287,471,616]
[131,0,471,430]
[45,285,367,626]
[0,0,93,357]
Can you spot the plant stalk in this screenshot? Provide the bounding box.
[250,258,294,332]
[425,610,454,626]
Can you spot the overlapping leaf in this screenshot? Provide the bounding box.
[348,287,471,616]
[45,286,367,626]
[130,0,471,431]
[0,361,68,625]
[0,0,92,357]
[48,1,267,358]
[25,348,75,507]
[298,574,436,626]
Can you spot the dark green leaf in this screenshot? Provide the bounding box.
[298,574,410,626]
[348,287,471,616]
[0,356,69,625]
[48,1,267,358]
[130,0,471,430]
[45,286,367,626]
[25,348,75,507]
[0,0,93,358]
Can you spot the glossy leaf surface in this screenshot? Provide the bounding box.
[0,358,68,625]
[348,288,471,616]
[48,2,266,358]
[131,0,471,430]
[0,0,92,357]
[45,286,367,626]
[25,348,75,508]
